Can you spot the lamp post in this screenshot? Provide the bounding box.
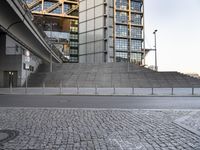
[153,29,158,71]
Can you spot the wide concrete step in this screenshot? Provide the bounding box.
[27,63,200,88]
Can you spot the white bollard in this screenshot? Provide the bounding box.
[42,82,45,95]
[95,85,98,95]
[77,84,79,95]
[132,87,134,95]
[60,81,63,95]
[113,85,116,95]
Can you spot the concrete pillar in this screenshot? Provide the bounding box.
[50,54,52,72]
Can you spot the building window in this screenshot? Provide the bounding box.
[15,45,19,53]
[131,14,142,25]
[116,52,128,62]
[43,1,54,10]
[116,0,128,10]
[116,11,128,24]
[29,66,34,72]
[115,38,128,51]
[25,0,33,3]
[131,1,142,12]
[70,20,78,27]
[130,53,142,64]
[116,25,128,37]
[52,7,62,14]
[131,27,142,39]
[70,26,78,32]
[70,34,78,40]
[131,40,142,51]
[70,57,78,62]
[32,4,41,11]
[64,4,70,12]
[70,41,78,47]
[70,49,78,54]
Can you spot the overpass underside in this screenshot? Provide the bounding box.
[25,0,79,63]
[0,0,63,63]
[0,0,64,87]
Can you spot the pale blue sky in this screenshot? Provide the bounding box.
[145,0,200,74]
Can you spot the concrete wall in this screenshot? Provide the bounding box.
[0,32,5,86]
[106,0,114,62]
[21,53,42,86]
[0,33,22,87]
[79,0,105,63]
[0,33,42,87]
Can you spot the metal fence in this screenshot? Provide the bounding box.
[0,85,200,96]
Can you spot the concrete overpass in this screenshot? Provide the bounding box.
[0,0,63,63]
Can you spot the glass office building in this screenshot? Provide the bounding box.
[79,0,144,64]
[25,0,79,63]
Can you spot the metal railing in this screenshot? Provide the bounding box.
[0,82,200,96]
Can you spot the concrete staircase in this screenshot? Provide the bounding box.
[27,63,200,88]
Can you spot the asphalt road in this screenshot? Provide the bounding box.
[0,95,200,109]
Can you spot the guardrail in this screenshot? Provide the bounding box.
[0,85,200,96]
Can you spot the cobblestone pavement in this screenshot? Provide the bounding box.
[174,111,200,136]
[0,108,200,150]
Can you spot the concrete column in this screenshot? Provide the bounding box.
[50,54,52,72]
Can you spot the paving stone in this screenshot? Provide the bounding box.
[0,108,199,150]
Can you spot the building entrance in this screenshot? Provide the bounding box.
[3,71,17,87]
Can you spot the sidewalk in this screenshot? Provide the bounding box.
[0,108,200,150]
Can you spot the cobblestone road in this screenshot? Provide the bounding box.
[0,108,200,150]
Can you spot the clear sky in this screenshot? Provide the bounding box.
[145,0,200,75]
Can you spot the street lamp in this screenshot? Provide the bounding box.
[153,29,158,71]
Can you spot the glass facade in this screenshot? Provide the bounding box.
[131,40,142,51]
[131,27,142,39]
[115,39,128,51]
[64,4,70,11]
[78,0,144,64]
[131,14,142,25]
[131,1,142,11]
[130,53,142,64]
[116,11,128,23]
[116,52,128,62]
[70,34,78,40]
[52,7,61,14]
[116,25,128,37]
[25,0,79,63]
[43,1,54,10]
[116,0,128,10]
[69,19,79,62]
[32,4,41,11]
[115,0,144,64]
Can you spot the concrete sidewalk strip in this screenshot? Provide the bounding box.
[78,88,96,95]
[134,88,152,95]
[153,88,172,95]
[173,88,194,96]
[115,88,132,95]
[0,107,200,149]
[0,88,10,94]
[62,88,78,95]
[194,88,200,95]
[97,88,114,95]
[26,87,44,95]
